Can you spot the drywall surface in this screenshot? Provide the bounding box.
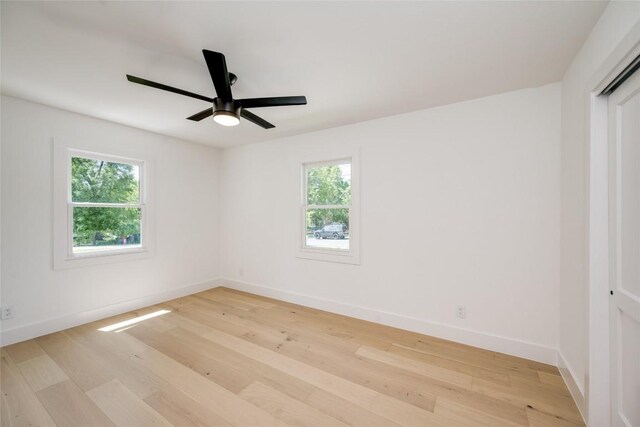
[220,83,562,361]
[560,0,640,403]
[0,95,221,343]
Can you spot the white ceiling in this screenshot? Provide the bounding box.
[1,1,607,148]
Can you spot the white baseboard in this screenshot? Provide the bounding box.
[557,351,587,424]
[0,278,223,346]
[220,278,558,365]
[2,276,561,369]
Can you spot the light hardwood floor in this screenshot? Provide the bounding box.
[1,287,583,427]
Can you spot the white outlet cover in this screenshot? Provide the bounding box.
[1,306,15,320]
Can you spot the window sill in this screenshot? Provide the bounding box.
[296,248,360,265]
[54,246,153,270]
[70,245,145,259]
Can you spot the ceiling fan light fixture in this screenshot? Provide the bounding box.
[212,110,240,127]
[126,50,306,130]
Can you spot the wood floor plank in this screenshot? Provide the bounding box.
[169,297,291,349]
[303,388,403,427]
[126,339,284,427]
[154,303,216,336]
[494,351,560,375]
[408,340,542,382]
[216,289,398,350]
[186,295,365,367]
[36,331,114,391]
[16,354,68,392]
[87,379,172,427]
[252,300,397,350]
[433,398,523,427]
[196,296,361,354]
[355,345,473,388]
[537,370,567,388]
[215,288,276,309]
[197,296,539,427]
[472,377,583,424]
[239,381,349,427]
[221,298,256,311]
[0,350,56,427]
[127,322,256,394]
[201,327,440,426]
[525,407,585,427]
[63,326,170,399]
[169,297,256,338]
[221,311,531,426]
[3,340,46,363]
[144,384,233,427]
[1,288,584,427]
[387,343,512,386]
[178,291,531,426]
[131,321,318,401]
[509,374,573,398]
[259,332,438,412]
[184,295,439,412]
[191,297,437,410]
[36,379,115,427]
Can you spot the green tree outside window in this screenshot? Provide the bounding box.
[306,164,350,229]
[72,157,141,247]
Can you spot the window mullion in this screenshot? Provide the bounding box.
[306,204,349,210]
[70,202,143,208]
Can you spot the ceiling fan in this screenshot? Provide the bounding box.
[126,50,307,129]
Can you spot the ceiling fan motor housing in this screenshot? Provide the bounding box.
[214,98,241,116]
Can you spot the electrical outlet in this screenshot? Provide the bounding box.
[456,305,466,319]
[1,305,15,320]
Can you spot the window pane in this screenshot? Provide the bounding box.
[72,157,140,203]
[73,207,141,254]
[305,208,349,251]
[306,162,351,206]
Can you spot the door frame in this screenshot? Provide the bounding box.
[586,21,640,427]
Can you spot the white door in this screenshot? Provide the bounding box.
[609,69,640,427]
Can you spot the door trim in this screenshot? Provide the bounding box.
[586,19,640,427]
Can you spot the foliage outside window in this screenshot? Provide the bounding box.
[303,159,351,251]
[70,155,144,256]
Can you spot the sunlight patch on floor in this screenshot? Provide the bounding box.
[98,309,171,332]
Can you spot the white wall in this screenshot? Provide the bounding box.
[0,95,221,344]
[220,83,561,363]
[559,0,640,420]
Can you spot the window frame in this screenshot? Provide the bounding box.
[66,149,147,259]
[297,152,360,264]
[53,140,155,270]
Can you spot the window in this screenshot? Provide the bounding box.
[69,153,145,256]
[53,141,154,269]
[299,154,359,264]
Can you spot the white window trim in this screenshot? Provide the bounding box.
[53,140,155,270]
[296,150,360,265]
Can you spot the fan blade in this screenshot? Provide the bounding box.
[241,109,275,129]
[187,108,214,121]
[126,75,213,103]
[238,96,307,109]
[202,50,233,100]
